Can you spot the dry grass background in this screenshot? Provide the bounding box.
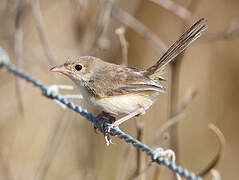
[0,0,239,180]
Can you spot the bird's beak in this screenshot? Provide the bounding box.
[50,65,68,75]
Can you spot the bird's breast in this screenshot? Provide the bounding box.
[72,79,95,102]
[93,92,158,115]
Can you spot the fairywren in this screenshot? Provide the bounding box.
[50,18,207,141]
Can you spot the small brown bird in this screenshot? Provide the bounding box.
[50,18,207,141]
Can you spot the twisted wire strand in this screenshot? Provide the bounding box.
[0,60,202,180]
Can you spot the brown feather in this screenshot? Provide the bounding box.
[142,18,207,77]
[85,63,165,98]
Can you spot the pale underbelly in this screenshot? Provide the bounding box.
[93,93,159,115]
[72,80,160,115]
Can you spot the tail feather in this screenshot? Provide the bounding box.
[143,18,207,77]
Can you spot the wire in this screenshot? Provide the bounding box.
[0,50,202,180]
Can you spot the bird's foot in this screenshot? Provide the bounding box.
[104,123,121,146]
[105,123,117,136]
[94,111,117,146]
[94,111,115,132]
[106,107,146,133]
[104,133,114,146]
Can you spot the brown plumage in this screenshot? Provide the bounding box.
[50,18,207,127]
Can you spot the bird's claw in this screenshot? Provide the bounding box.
[104,134,114,146]
[106,123,115,135]
[103,123,120,146]
[93,112,118,146]
[93,121,114,146]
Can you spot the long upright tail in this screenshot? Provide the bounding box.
[142,18,207,77]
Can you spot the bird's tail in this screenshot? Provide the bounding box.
[142,18,207,77]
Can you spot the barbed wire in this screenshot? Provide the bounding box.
[0,48,202,180]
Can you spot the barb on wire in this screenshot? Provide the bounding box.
[0,48,202,180]
[46,84,82,109]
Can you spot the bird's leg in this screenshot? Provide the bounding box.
[102,107,146,146]
[96,108,146,146]
[107,107,146,133]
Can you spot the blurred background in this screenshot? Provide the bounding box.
[0,0,238,180]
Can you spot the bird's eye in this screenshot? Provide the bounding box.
[74,64,82,71]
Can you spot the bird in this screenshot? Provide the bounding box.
[50,18,207,144]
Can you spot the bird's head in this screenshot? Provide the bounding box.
[50,56,103,83]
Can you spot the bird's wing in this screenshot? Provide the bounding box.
[91,67,165,98]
